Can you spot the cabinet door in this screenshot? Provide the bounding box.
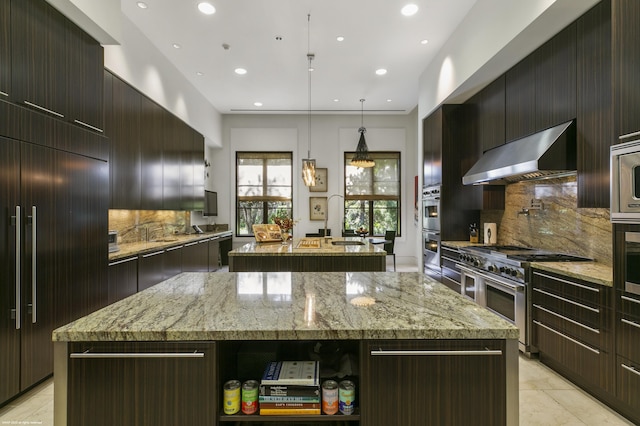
[0,0,10,98]
[535,23,577,131]
[11,0,69,118]
[182,240,209,272]
[108,257,138,304]
[68,342,216,426]
[505,52,536,142]
[361,340,507,426]
[164,245,183,279]
[140,97,164,209]
[208,238,220,271]
[0,137,20,404]
[138,250,165,291]
[613,0,640,137]
[471,76,506,153]
[423,108,442,186]
[162,114,184,210]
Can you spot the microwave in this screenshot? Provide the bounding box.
[611,131,640,223]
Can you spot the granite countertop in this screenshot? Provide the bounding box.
[530,262,613,287]
[52,272,518,342]
[109,230,232,262]
[229,237,386,257]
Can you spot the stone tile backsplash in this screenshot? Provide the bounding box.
[109,210,189,244]
[481,176,612,266]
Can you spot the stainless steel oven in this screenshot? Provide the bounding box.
[611,131,640,223]
[624,231,640,295]
[423,230,440,274]
[422,186,440,231]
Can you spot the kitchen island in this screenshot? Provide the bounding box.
[228,237,386,272]
[52,272,519,426]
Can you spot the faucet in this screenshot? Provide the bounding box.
[324,194,344,241]
[517,208,530,217]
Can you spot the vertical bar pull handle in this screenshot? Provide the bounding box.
[31,206,37,324]
[15,206,21,330]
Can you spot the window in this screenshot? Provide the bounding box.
[343,152,400,236]
[236,152,293,236]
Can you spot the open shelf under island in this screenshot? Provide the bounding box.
[52,272,520,426]
[228,237,387,272]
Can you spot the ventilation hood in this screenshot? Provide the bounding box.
[462,120,577,185]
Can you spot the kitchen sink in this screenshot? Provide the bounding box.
[331,240,365,246]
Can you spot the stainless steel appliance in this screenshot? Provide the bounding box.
[624,231,640,295]
[422,186,441,275]
[457,245,591,354]
[108,230,119,253]
[611,131,640,223]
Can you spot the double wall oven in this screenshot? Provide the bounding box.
[458,245,591,354]
[422,186,440,274]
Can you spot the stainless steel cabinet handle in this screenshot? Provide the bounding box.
[533,288,600,313]
[621,295,640,306]
[15,206,21,330]
[533,271,599,293]
[109,257,138,267]
[23,100,65,118]
[533,320,600,355]
[166,245,183,252]
[184,242,199,247]
[0,90,8,97]
[70,352,204,359]
[31,206,37,324]
[73,119,104,133]
[621,363,640,377]
[370,349,502,356]
[533,303,600,334]
[619,130,640,140]
[141,250,164,258]
[621,318,640,330]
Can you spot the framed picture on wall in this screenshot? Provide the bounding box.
[309,168,327,192]
[309,197,327,221]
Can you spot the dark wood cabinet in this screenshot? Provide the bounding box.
[219,235,232,266]
[68,342,217,426]
[505,52,536,142]
[361,339,508,426]
[613,0,640,137]
[423,108,442,186]
[576,0,612,208]
[164,244,184,278]
[532,270,614,393]
[138,250,166,291]
[108,257,138,305]
[468,76,506,153]
[182,240,210,272]
[106,72,142,209]
[0,0,10,98]
[140,96,165,210]
[208,238,220,271]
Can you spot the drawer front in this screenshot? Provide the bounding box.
[617,313,640,362]
[533,287,605,330]
[532,270,607,306]
[616,356,640,424]
[619,292,640,318]
[532,302,607,349]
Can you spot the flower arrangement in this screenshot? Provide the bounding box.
[273,216,298,232]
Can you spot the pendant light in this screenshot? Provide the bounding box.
[350,99,375,168]
[302,14,316,186]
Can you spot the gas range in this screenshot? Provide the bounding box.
[458,245,591,284]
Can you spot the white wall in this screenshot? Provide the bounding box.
[209,111,419,265]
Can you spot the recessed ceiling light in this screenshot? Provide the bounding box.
[196,71,204,76]
[375,68,387,76]
[308,67,315,72]
[172,43,181,49]
[420,39,429,45]
[136,2,148,9]
[387,99,392,102]
[254,102,263,107]
[198,2,216,15]
[401,4,419,16]
[234,68,247,75]
[333,99,340,102]
[336,36,345,42]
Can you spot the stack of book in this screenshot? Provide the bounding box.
[259,360,321,415]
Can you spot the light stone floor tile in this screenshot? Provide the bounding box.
[544,389,634,425]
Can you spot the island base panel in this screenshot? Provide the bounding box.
[229,255,385,272]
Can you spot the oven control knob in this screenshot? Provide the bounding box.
[499,266,506,273]
[488,265,496,272]
[510,269,518,277]
[473,259,480,267]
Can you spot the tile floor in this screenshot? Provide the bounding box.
[0,260,634,425]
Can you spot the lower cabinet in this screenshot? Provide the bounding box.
[209,237,220,271]
[440,245,462,293]
[360,339,509,426]
[137,249,165,291]
[67,342,216,426]
[182,239,209,272]
[107,256,137,305]
[615,290,640,423]
[531,270,614,393]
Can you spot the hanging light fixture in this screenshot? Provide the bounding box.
[350,99,375,168]
[302,14,316,186]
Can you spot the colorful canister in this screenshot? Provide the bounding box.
[241,380,259,415]
[223,380,241,415]
[338,380,355,415]
[322,380,339,415]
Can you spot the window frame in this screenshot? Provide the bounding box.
[235,151,293,236]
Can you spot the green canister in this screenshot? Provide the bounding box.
[241,380,259,415]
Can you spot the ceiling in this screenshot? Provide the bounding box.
[121,0,477,115]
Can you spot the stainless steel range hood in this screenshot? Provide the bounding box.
[463,120,577,185]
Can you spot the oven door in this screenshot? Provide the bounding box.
[625,232,640,295]
[423,230,440,274]
[611,137,640,222]
[483,275,526,351]
[422,189,440,231]
[458,264,482,302]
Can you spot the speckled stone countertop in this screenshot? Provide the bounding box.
[441,241,612,287]
[531,262,613,287]
[229,237,386,257]
[52,272,518,342]
[109,230,232,262]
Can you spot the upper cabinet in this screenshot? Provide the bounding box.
[10,0,103,133]
[505,53,536,142]
[0,0,10,98]
[105,70,204,211]
[423,108,442,187]
[469,76,506,153]
[535,23,577,131]
[613,0,640,137]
